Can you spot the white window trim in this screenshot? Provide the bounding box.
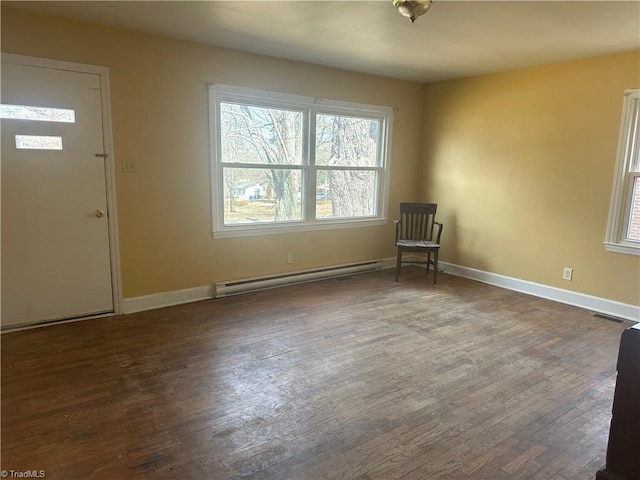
[208,84,393,238]
[605,89,640,256]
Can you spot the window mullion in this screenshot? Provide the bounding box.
[222,162,299,170]
[307,108,317,223]
[316,165,381,172]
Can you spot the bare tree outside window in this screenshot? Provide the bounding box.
[316,114,380,218]
[210,84,391,237]
[220,103,303,223]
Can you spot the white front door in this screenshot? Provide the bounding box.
[1,61,114,328]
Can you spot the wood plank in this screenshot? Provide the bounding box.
[1,267,631,479]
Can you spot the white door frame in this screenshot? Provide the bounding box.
[2,53,123,316]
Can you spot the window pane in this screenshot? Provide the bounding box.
[316,114,379,167]
[316,170,377,219]
[210,84,392,236]
[220,103,303,165]
[223,167,302,224]
[15,135,63,150]
[627,176,640,241]
[1,104,75,123]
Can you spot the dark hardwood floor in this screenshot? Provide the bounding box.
[1,267,633,479]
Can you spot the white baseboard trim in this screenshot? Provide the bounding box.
[122,259,639,322]
[123,285,215,314]
[125,260,392,313]
[440,261,639,322]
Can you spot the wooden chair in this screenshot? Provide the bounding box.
[395,203,443,283]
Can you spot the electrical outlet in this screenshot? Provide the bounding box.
[562,267,573,281]
[123,159,137,173]
[286,253,294,264]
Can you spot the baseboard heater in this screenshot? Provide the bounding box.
[214,260,383,298]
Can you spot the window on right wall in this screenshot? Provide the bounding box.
[605,89,640,255]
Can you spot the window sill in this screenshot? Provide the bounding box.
[604,241,640,256]
[213,218,388,239]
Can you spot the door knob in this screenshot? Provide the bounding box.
[95,209,105,218]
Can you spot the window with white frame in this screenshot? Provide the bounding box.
[208,84,392,237]
[605,89,640,255]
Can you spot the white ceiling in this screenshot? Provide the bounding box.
[5,1,640,83]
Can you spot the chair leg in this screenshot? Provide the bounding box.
[426,253,431,276]
[433,250,439,284]
[395,249,402,281]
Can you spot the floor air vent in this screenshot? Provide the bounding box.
[593,313,625,324]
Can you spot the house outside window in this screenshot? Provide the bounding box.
[208,84,393,238]
[605,89,640,255]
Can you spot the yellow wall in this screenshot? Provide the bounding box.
[422,51,640,305]
[1,7,425,297]
[2,7,639,307]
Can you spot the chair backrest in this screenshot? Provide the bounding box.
[398,203,438,241]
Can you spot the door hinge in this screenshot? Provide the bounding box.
[95,153,109,158]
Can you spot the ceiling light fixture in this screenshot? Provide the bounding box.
[393,0,434,23]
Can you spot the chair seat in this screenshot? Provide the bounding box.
[396,239,439,249]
